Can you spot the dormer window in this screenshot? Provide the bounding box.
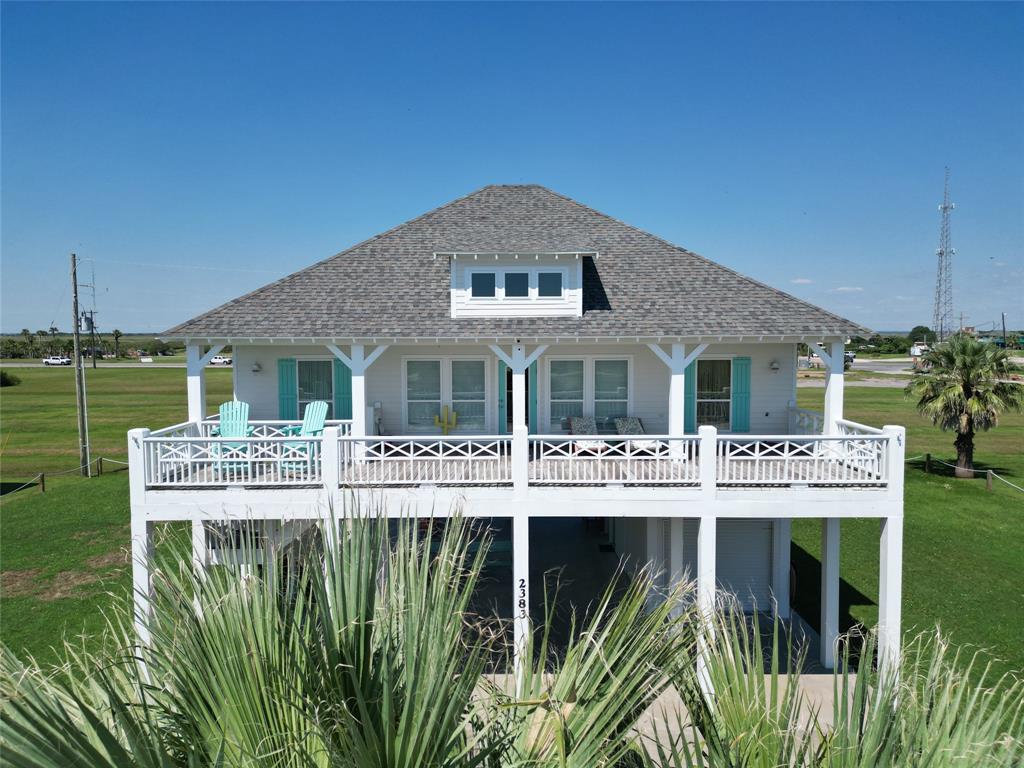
[445,252,591,318]
[471,272,496,298]
[538,272,563,298]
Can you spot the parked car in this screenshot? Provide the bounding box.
[209,355,232,366]
[42,355,72,366]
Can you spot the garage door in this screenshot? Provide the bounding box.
[683,519,773,612]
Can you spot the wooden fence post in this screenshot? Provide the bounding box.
[986,470,993,492]
[924,453,931,474]
[39,473,45,493]
[97,457,104,475]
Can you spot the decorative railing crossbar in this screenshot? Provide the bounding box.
[338,436,513,485]
[527,435,700,485]
[138,419,898,491]
[716,434,890,486]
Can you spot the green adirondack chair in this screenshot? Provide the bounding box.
[214,400,251,477]
[281,400,328,474]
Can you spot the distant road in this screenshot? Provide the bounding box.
[2,361,191,369]
[850,358,913,375]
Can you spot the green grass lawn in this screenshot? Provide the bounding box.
[794,386,1024,679]
[1,366,232,480]
[1,370,1021,678]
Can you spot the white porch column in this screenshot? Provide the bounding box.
[350,345,367,438]
[512,514,530,694]
[646,342,708,438]
[185,343,225,424]
[488,343,547,495]
[772,518,791,620]
[824,341,845,433]
[878,514,903,676]
[820,517,840,669]
[696,513,717,696]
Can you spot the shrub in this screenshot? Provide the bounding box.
[1,513,1020,766]
[0,370,21,387]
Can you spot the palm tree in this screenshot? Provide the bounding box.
[906,332,1023,477]
[19,328,34,357]
[112,329,123,358]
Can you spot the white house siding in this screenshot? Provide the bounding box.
[230,342,797,433]
[682,518,774,612]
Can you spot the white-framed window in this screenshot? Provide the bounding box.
[546,356,631,433]
[297,359,333,419]
[696,359,731,430]
[403,357,489,433]
[466,267,567,302]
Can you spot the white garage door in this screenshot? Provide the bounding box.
[683,519,773,612]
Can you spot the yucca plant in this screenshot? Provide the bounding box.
[2,510,1022,767]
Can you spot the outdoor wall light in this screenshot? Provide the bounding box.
[251,361,263,373]
[769,360,781,372]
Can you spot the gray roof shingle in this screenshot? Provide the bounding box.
[165,185,867,340]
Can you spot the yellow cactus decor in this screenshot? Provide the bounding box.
[434,405,457,435]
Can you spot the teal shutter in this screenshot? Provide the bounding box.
[277,358,298,419]
[333,358,352,420]
[731,357,751,433]
[497,360,508,435]
[684,361,697,433]
[528,361,538,434]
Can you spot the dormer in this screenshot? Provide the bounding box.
[443,252,592,318]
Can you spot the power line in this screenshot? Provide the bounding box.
[92,258,279,274]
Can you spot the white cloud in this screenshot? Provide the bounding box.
[829,286,864,293]
[790,278,813,285]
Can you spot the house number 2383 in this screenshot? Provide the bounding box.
[517,578,527,619]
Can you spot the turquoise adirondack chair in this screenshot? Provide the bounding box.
[214,400,251,477]
[281,400,328,474]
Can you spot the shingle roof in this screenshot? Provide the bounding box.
[165,185,867,340]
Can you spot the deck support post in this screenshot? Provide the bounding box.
[878,514,903,678]
[512,513,530,695]
[698,425,717,498]
[772,518,791,619]
[820,517,840,669]
[878,424,905,677]
[185,342,225,424]
[322,426,340,504]
[668,517,685,618]
[696,513,717,697]
[128,428,154,679]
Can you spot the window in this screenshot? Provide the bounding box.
[594,359,628,431]
[504,272,529,297]
[696,359,731,429]
[538,272,563,298]
[406,360,441,429]
[297,360,333,419]
[548,358,629,433]
[450,360,486,430]
[471,272,496,298]
[549,360,584,432]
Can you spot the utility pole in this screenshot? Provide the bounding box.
[1002,312,1008,349]
[71,253,92,477]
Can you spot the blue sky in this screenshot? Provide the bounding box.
[2,2,1021,334]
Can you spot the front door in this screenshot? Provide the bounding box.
[405,358,488,433]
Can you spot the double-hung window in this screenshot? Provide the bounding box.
[297,360,333,419]
[696,359,731,429]
[548,357,629,433]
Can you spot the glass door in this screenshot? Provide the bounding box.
[450,360,486,432]
[405,358,489,433]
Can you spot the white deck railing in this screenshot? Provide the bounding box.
[136,418,900,492]
[338,436,513,485]
[716,433,890,487]
[527,435,700,485]
[788,404,825,435]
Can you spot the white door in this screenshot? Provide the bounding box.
[683,518,773,613]
[404,358,488,433]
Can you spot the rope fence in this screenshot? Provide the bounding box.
[0,456,129,501]
[910,453,1024,494]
